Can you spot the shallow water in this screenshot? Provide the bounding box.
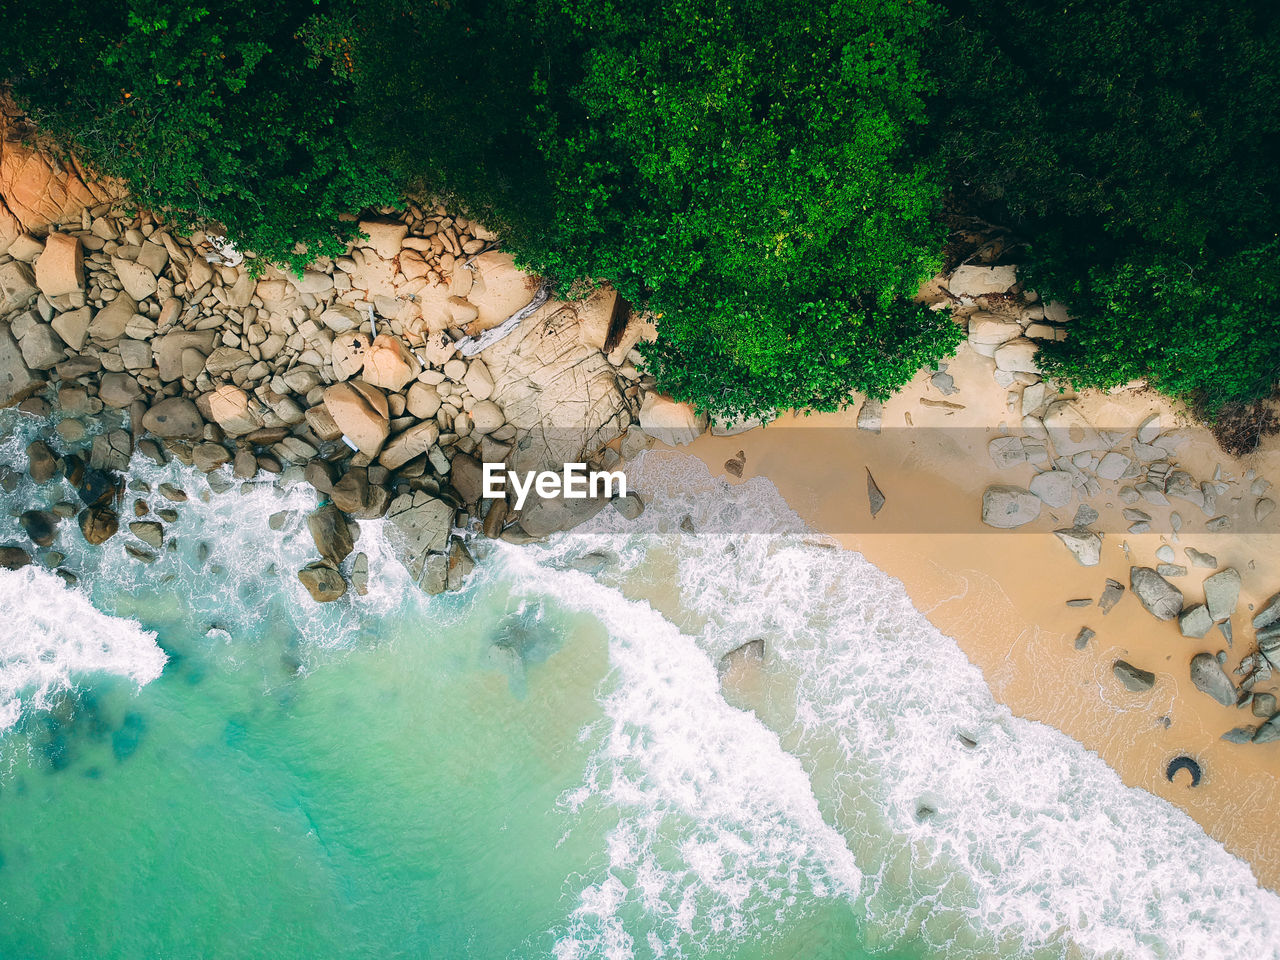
[1,411,1277,959]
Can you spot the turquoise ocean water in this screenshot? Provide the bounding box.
[2,409,1278,960]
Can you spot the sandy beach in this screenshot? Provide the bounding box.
[680,344,1280,890]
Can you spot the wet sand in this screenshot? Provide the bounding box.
[679,345,1280,890]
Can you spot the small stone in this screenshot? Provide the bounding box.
[1099,579,1125,614]
[867,469,885,518]
[1252,693,1277,718]
[1073,627,1095,650]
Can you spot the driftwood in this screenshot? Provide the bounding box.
[455,284,549,357]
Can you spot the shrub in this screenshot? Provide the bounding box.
[0,0,398,272]
[936,0,1280,412]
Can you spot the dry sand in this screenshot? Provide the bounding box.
[677,344,1280,890]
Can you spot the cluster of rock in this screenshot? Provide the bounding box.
[0,199,715,600]
[921,261,1280,748]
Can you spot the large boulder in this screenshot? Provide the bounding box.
[357,217,408,259]
[360,334,416,392]
[1203,567,1241,623]
[323,380,390,456]
[1189,652,1236,706]
[1130,566,1183,621]
[385,492,454,591]
[26,439,58,483]
[638,393,708,446]
[87,293,138,344]
[307,503,355,565]
[18,321,66,370]
[141,397,204,439]
[34,232,84,297]
[298,561,347,602]
[378,421,440,470]
[51,306,92,352]
[153,330,218,381]
[329,468,390,519]
[0,322,43,406]
[1042,401,1102,457]
[78,506,119,545]
[201,384,263,437]
[981,485,1041,528]
[994,338,1040,374]
[518,488,609,538]
[0,261,38,314]
[947,264,1017,298]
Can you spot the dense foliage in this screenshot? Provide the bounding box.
[0,0,397,273]
[937,0,1280,413]
[3,0,1277,417]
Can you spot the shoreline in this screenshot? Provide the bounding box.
[679,344,1280,891]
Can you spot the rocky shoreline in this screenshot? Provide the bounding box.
[0,198,724,602]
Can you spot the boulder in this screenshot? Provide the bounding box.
[462,358,495,401]
[19,509,59,547]
[0,322,43,407]
[638,393,708,446]
[379,421,440,470]
[981,485,1041,528]
[307,503,355,564]
[192,442,231,473]
[518,489,609,538]
[994,338,1040,374]
[129,521,164,549]
[358,217,408,259]
[967,313,1022,349]
[298,562,346,602]
[98,372,143,408]
[361,334,417,392]
[352,552,370,596]
[1130,567,1183,621]
[449,453,484,504]
[613,492,645,520]
[1030,470,1073,508]
[88,293,137,343]
[1254,715,1280,744]
[1203,567,1241,622]
[26,440,58,483]
[153,330,218,381]
[323,381,390,456]
[202,384,263,437]
[1137,414,1161,444]
[406,382,442,419]
[1042,401,1102,457]
[1178,603,1213,638]
[34,232,84,297]
[304,403,344,442]
[111,257,158,301]
[1054,527,1102,566]
[1189,652,1236,706]
[78,506,119,545]
[470,399,504,435]
[385,492,454,587]
[0,546,31,570]
[330,468,390,520]
[6,234,43,262]
[947,264,1017,297]
[18,322,65,370]
[142,398,204,439]
[204,346,252,377]
[51,306,92,352]
[331,331,372,381]
[0,261,38,314]
[1252,591,1280,631]
[1113,660,1156,692]
[856,397,883,433]
[1095,451,1132,481]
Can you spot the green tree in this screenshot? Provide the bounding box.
[0,0,397,272]
[936,0,1280,413]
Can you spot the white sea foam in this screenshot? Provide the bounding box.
[0,565,166,732]
[513,453,1280,960]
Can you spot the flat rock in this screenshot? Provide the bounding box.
[0,261,38,314]
[0,322,43,407]
[111,257,157,301]
[1030,470,1073,508]
[1054,527,1101,566]
[994,337,1040,374]
[385,492,454,589]
[981,485,1041,528]
[1099,579,1125,614]
[948,264,1017,297]
[34,232,84,297]
[639,393,708,446]
[1043,401,1102,457]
